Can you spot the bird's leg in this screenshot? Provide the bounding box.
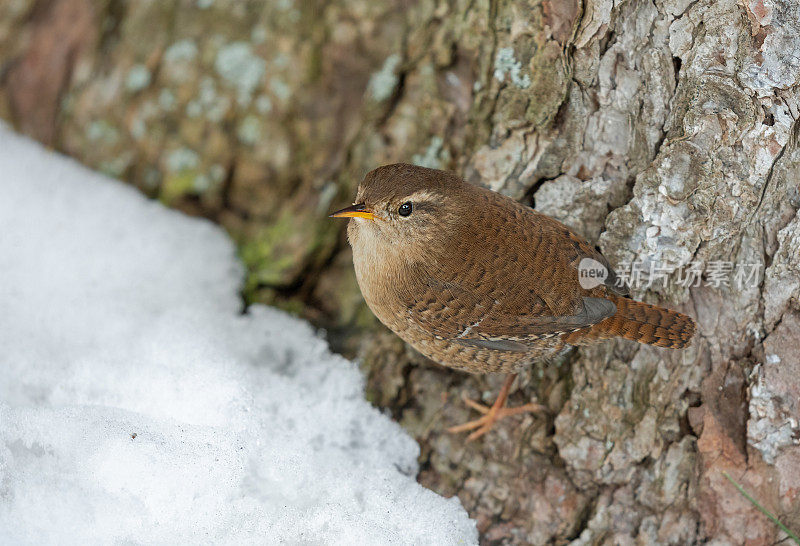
[447,373,547,442]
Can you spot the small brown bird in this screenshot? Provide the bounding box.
[331,164,695,440]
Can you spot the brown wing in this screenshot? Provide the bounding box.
[403,185,621,349]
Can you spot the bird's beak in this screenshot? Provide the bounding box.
[329,203,375,220]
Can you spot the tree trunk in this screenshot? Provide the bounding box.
[2,0,799,542]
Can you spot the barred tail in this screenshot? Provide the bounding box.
[562,295,695,349]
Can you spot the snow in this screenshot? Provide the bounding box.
[0,127,477,545]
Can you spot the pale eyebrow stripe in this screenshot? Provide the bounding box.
[404,190,441,202]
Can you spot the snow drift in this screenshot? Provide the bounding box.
[0,127,477,545]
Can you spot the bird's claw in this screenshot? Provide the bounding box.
[447,398,546,442]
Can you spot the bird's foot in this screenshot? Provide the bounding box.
[447,392,547,442]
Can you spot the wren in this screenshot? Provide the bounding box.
[331,164,695,440]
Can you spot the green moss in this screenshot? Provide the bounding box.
[239,209,338,300]
[271,298,306,316]
[239,215,300,286]
[525,41,569,128]
[159,171,199,204]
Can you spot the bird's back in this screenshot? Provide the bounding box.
[416,183,621,330]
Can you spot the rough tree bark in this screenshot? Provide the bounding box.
[2,0,799,543]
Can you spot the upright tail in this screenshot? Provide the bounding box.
[562,294,695,349]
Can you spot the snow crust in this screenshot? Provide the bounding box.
[0,128,477,545]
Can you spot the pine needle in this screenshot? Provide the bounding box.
[722,471,800,545]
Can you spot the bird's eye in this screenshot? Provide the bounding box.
[398,202,413,217]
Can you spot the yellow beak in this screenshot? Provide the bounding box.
[329,203,375,220]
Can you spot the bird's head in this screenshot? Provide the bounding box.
[330,163,465,262]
